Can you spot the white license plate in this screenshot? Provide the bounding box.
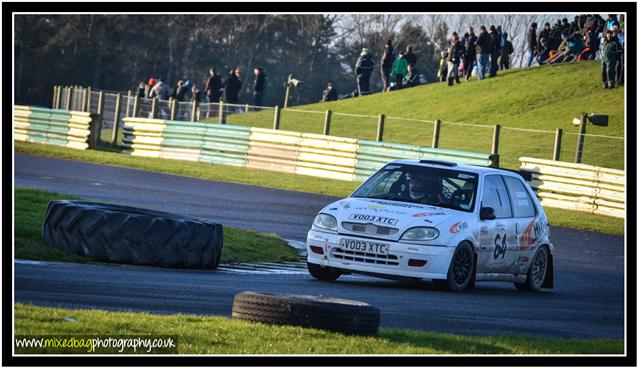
[339,238,389,255]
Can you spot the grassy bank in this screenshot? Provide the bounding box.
[216,62,624,170]
[14,303,622,354]
[15,142,624,235]
[14,187,299,264]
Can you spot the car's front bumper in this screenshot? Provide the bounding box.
[306,229,454,280]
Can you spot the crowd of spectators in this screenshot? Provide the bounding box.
[135,65,269,107]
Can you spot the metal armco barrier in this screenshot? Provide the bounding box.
[519,157,625,218]
[13,105,96,150]
[122,117,497,182]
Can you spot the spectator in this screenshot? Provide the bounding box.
[206,68,223,103]
[548,31,584,64]
[404,63,420,88]
[613,25,624,86]
[355,48,375,95]
[172,80,186,102]
[496,25,505,55]
[585,14,602,34]
[568,15,581,36]
[321,82,338,102]
[524,22,538,67]
[447,32,464,86]
[580,27,600,60]
[548,20,564,50]
[392,51,408,89]
[437,49,448,82]
[191,84,202,102]
[462,27,477,81]
[561,18,570,37]
[536,36,551,65]
[404,45,417,66]
[601,30,621,89]
[150,78,170,100]
[498,32,514,70]
[475,25,491,80]
[222,67,242,104]
[488,25,499,77]
[137,81,146,98]
[537,22,551,52]
[253,67,267,106]
[545,36,568,64]
[604,14,620,34]
[380,40,395,92]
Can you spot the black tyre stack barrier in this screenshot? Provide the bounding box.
[232,291,380,336]
[42,200,223,269]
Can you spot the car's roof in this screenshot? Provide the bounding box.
[391,159,522,178]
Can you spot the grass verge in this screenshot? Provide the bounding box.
[14,303,622,354]
[15,142,624,235]
[14,187,299,264]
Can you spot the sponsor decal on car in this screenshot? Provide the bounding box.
[348,213,399,226]
[368,199,426,209]
[480,226,489,234]
[516,255,529,264]
[519,220,537,250]
[449,221,468,234]
[412,212,446,217]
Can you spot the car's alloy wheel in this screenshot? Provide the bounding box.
[435,242,475,292]
[515,245,549,292]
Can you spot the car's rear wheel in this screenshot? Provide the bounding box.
[515,245,549,292]
[307,262,341,281]
[434,242,475,292]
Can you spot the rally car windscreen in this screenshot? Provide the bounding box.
[351,164,479,212]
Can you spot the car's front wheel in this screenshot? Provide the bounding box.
[307,262,342,282]
[434,242,475,292]
[515,245,549,292]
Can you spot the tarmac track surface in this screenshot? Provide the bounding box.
[13,154,625,339]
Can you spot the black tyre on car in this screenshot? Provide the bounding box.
[232,291,380,335]
[434,241,476,292]
[42,200,223,269]
[307,262,342,281]
[515,245,549,292]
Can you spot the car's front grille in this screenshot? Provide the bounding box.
[341,222,399,236]
[332,248,399,266]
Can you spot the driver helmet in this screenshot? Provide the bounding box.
[405,171,437,200]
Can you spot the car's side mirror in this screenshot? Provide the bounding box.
[480,207,496,220]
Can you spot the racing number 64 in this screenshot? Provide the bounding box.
[494,233,507,260]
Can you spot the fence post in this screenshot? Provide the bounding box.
[284,74,292,108]
[112,93,122,145]
[273,105,281,130]
[52,85,58,108]
[55,86,63,109]
[86,87,92,112]
[432,119,441,148]
[191,100,198,122]
[245,103,250,113]
[132,95,140,117]
[170,98,177,120]
[376,114,385,142]
[553,128,563,161]
[491,124,501,155]
[81,87,89,112]
[125,90,132,117]
[323,110,332,136]
[66,86,74,110]
[96,91,105,143]
[218,101,225,124]
[150,97,158,119]
[575,113,587,164]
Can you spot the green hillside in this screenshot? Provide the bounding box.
[221,61,624,169]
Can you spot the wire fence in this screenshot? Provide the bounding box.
[53,85,625,170]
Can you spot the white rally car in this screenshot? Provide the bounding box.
[306,159,554,292]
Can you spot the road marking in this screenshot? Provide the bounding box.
[14,259,45,266]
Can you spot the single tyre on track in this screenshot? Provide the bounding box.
[42,200,223,269]
[231,291,380,335]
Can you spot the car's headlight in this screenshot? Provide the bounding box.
[313,213,338,232]
[400,227,439,242]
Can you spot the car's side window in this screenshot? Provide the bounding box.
[481,175,512,218]
[503,176,536,218]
